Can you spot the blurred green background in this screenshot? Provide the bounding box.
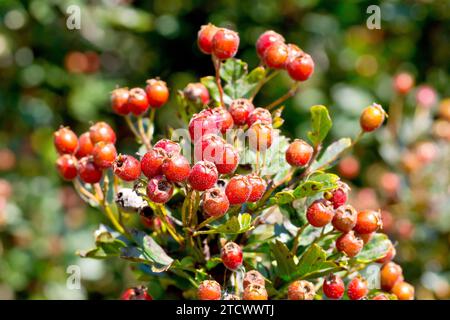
[0,0,449,299]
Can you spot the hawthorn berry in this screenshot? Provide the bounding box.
[324,182,349,209]
[286,43,303,62]
[246,174,267,202]
[247,108,272,127]
[256,30,285,59]
[285,139,313,167]
[54,127,78,155]
[376,241,396,264]
[197,24,219,55]
[56,154,78,180]
[113,154,141,181]
[146,175,174,204]
[247,122,273,151]
[89,122,116,144]
[393,72,414,95]
[229,99,255,126]
[221,241,243,271]
[335,231,364,257]
[243,284,268,300]
[194,133,225,163]
[288,280,316,300]
[75,132,94,159]
[286,53,314,81]
[215,143,239,175]
[141,148,167,178]
[202,187,229,217]
[184,82,210,105]
[153,139,181,156]
[347,276,368,300]
[188,160,218,191]
[380,262,404,291]
[128,87,149,115]
[145,79,169,108]
[161,154,191,183]
[358,232,374,244]
[111,87,130,115]
[92,142,117,169]
[211,107,234,133]
[121,286,153,300]
[391,281,414,300]
[212,28,239,60]
[188,109,220,141]
[243,270,265,289]
[332,204,357,233]
[306,199,334,227]
[322,274,345,300]
[225,175,252,205]
[197,280,221,300]
[359,103,386,132]
[354,209,382,234]
[78,157,103,184]
[263,42,289,69]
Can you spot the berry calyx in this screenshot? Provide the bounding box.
[153,139,181,156]
[247,108,272,127]
[286,53,315,81]
[263,42,289,69]
[92,142,117,169]
[212,28,239,60]
[256,30,285,59]
[359,103,386,132]
[380,262,404,291]
[197,24,219,55]
[220,241,243,271]
[288,280,316,300]
[354,209,382,234]
[197,280,221,300]
[89,122,116,144]
[347,276,369,300]
[145,79,169,109]
[161,154,191,183]
[215,143,239,175]
[229,99,255,126]
[246,174,267,202]
[306,199,334,227]
[243,270,265,289]
[242,284,268,300]
[113,154,141,181]
[128,87,149,115]
[335,231,364,257]
[121,286,153,300]
[78,157,103,184]
[146,175,174,204]
[54,127,78,155]
[391,281,414,300]
[285,139,313,167]
[111,87,130,115]
[225,175,252,205]
[247,122,273,151]
[56,154,78,180]
[332,204,357,233]
[75,132,94,159]
[202,187,229,218]
[184,82,210,105]
[188,160,218,191]
[322,274,345,300]
[141,148,167,178]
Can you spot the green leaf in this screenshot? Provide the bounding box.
[293,173,340,198]
[269,240,297,281]
[356,233,391,263]
[307,105,332,147]
[270,191,295,205]
[200,76,232,106]
[310,138,352,172]
[198,213,253,235]
[295,244,341,279]
[220,58,247,84]
[77,224,127,259]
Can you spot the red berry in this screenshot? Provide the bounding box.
[286,43,303,62]
[247,108,272,127]
[75,132,94,159]
[376,241,396,264]
[391,281,414,300]
[285,139,313,167]
[360,103,386,132]
[286,53,314,81]
[78,157,102,184]
[215,143,239,175]
[128,87,149,115]
[372,294,389,300]
[56,154,78,180]
[153,139,181,156]
[161,154,191,183]
[288,280,316,300]
[141,148,167,178]
[335,231,364,257]
[146,175,174,203]
[92,142,117,169]
[54,127,78,155]
[211,107,234,133]
[225,175,252,205]
[325,182,349,209]
[246,174,267,202]
[212,28,239,60]
[380,262,404,291]
[306,199,334,227]
[229,99,255,125]
[194,133,225,163]
[113,154,141,181]
[197,280,221,300]
[263,42,289,69]
[256,30,285,59]
[111,87,130,115]
[347,276,369,300]
[358,232,374,244]
[322,274,345,300]
[243,284,268,300]
[197,24,219,55]
[188,160,218,191]
[202,187,229,217]
[243,270,265,289]
[248,122,273,151]
[184,82,210,105]
[221,241,243,271]
[188,109,220,142]
[393,72,414,95]
[121,286,153,300]
[354,209,382,234]
[89,122,116,144]
[145,79,169,108]
[332,205,357,233]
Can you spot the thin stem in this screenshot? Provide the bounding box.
[212,56,225,107]
[350,130,365,148]
[255,149,260,174]
[147,108,156,141]
[137,116,152,150]
[291,223,310,255]
[249,69,280,101]
[195,215,222,231]
[158,204,184,245]
[124,115,142,143]
[234,272,239,296]
[264,82,300,111]
[103,204,126,235]
[73,180,99,204]
[387,95,403,140]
